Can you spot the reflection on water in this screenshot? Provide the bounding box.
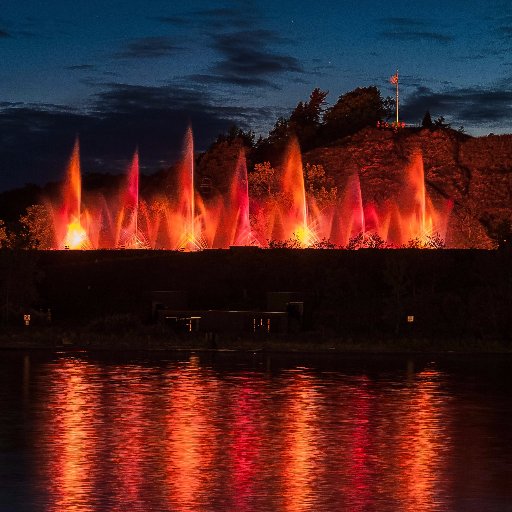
[163,356,221,511]
[39,359,101,512]
[1,352,511,511]
[282,373,321,512]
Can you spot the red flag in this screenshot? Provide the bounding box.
[390,73,398,85]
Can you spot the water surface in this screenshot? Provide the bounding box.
[1,351,511,511]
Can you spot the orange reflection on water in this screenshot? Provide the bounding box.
[42,358,100,512]
[281,372,321,512]
[374,366,452,512]
[163,356,220,511]
[106,366,161,512]
[400,369,451,511]
[345,381,372,512]
[230,377,266,511]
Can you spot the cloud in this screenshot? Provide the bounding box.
[379,16,453,43]
[402,85,512,129]
[198,29,303,88]
[381,30,453,43]
[0,29,11,38]
[0,83,274,191]
[155,7,302,87]
[190,73,280,89]
[114,36,183,59]
[66,64,96,71]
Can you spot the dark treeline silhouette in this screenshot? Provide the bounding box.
[215,86,396,165]
[2,248,512,346]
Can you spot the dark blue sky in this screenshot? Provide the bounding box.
[1,0,511,190]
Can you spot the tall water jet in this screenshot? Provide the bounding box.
[229,150,252,246]
[276,137,314,245]
[409,151,428,237]
[400,152,434,244]
[335,173,365,246]
[165,127,201,250]
[58,138,88,249]
[115,150,148,248]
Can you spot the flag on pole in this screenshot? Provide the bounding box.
[390,72,398,85]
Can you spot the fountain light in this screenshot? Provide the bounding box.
[63,220,88,249]
[44,130,450,250]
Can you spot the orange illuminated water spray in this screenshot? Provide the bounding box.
[231,149,252,245]
[407,152,432,242]
[183,126,195,245]
[61,138,87,249]
[174,126,200,249]
[116,150,147,248]
[282,138,315,246]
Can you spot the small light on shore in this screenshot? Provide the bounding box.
[407,315,414,323]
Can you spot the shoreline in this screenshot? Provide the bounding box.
[1,328,511,354]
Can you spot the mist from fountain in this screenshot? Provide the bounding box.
[47,131,451,250]
[56,138,89,249]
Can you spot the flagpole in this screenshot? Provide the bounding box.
[395,70,399,125]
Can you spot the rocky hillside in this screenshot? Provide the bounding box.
[199,127,512,248]
[306,128,512,248]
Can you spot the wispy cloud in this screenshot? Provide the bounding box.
[114,36,183,59]
[380,17,453,43]
[381,30,453,43]
[154,6,302,88]
[402,85,512,128]
[195,29,302,88]
[66,64,96,71]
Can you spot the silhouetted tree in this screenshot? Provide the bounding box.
[422,111,433,128]
[433,116,451,129]
[382,96,395,120]
[212,125,255,149]
[267,117,291,147]
[248,162,277,198]
[346,232,387,250]
[304,163,337,208]
[19,204,54,249]
[0,221,7,248]
[288,88,328,150]
[254,89,328,161]
[405,233,446,249]
[322,86,388,142]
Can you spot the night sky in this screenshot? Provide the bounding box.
[0,0,511,191]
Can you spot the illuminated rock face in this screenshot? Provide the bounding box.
[304,127,512,249]
[48,129,469,250]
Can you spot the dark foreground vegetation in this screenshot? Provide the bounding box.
[1,248,512,352]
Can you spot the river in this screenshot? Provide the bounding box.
[1,350,511,511]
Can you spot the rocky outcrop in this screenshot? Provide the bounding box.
[308,128,512,247]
